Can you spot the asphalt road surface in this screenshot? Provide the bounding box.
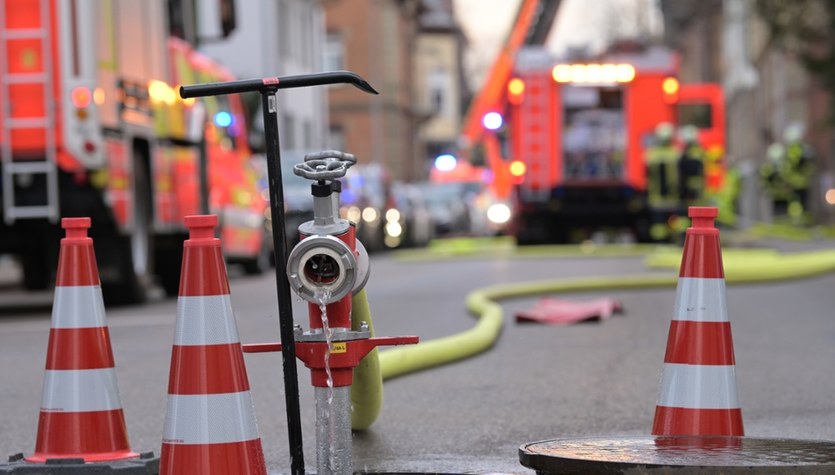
[0,245,834,474]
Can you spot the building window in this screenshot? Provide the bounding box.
[301,3,313,68]
[428,67,448,114]
[278,0,291,60]
[324,32,345,71]
[303,121,313,149]
[282,113,295,150]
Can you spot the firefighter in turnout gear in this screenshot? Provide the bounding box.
[782,123,815,224]
[759,143,792,219]
[759,123,815,225]
[678,125,706,207]
[645,123,682,241]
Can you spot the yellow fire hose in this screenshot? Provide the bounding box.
[350,288,383,430]
[350,247,835,430]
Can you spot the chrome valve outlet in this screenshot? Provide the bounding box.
[286,234,357,304]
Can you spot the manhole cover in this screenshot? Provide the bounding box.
[520,436,835,474]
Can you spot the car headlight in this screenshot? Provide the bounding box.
[385,221,402,237]
[487,203,512,224]
[362,207,379,223]
[385,208,400,223]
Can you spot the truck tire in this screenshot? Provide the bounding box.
[21,250,50,290]
[100,155,154,306]
[154,235,185,297]
[19,223,58,291]
[241,238,271,275]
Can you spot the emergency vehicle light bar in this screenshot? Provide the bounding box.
[551,63,636,84]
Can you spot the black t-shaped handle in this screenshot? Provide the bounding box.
[180,70,378,99]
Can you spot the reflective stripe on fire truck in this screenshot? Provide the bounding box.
[104,137,130,227]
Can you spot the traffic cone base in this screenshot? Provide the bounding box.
[653,362,742,435]
[29,218,138,463]
[652,207,743,437]
[161,442,266,474]
[162,391,264,473]
[29,410,135,463]
[653,407,744,436]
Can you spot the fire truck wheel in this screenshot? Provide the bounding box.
[20,250,50,290]
[154,236,185,297]
[241,239,271,275]
[101,156,154,305]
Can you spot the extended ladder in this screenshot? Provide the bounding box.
[518,73,552,202]
[0,0,59,224]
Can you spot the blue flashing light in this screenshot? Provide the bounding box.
[341,188,357,204]
[214,111,233,128]
[482,112,503,131]
[434,154,457,172]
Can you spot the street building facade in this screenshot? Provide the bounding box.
[199,0,329,152]
[414,0,470,177]
[324,0,423,182]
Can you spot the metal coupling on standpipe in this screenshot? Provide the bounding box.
[287,234,357,305]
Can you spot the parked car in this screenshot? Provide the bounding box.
[417,182,473,237]
[388,182,435,248]
[339,163,394,252]
[468,184,513,237]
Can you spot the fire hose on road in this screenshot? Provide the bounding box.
[368,245,835,387]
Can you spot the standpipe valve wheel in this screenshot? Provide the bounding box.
[294,150,356,180]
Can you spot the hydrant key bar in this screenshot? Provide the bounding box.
[243,336,419,386]
[241,343,282,353]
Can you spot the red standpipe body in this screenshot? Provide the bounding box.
[242,223,419,388]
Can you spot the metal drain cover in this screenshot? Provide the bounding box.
[520,436,835,474]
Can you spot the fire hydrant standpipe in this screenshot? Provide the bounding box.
[281,152,418,475]
[243,152,418,474]
[180,71,378,475]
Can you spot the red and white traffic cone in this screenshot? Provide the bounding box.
[28,217,139,463]
[160,215,266,475]
[652,207,744,436]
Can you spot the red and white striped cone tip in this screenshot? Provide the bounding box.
[652,207,744,436]
[28,217,138,463]
[160,215,266,475]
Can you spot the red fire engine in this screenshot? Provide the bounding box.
[0,0,269,303]
[487,44,725,243]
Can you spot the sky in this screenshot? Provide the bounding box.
[452,0,663,89]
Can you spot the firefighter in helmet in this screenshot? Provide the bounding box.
[759,142,792,219]
[677,125,706,207]
[645,122,682,241]
[782,122,815,224]
[759,123,815,224]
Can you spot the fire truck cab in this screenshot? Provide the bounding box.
[500,45,724,244]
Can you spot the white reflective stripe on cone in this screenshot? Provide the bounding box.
[163,392,259,445]
[673,278,728,322]
[657,363,740,409]
[50,286,107,329]
[174,295,241,346]
[41,368,123,411]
